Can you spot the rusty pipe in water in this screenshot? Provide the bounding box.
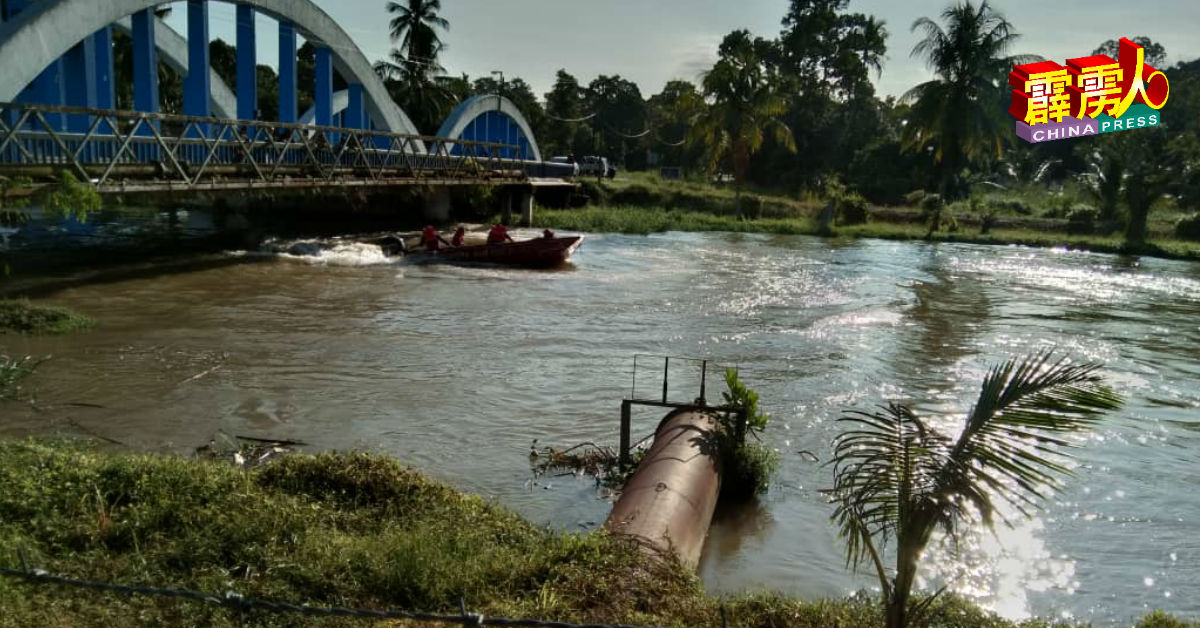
[604,409,721,568]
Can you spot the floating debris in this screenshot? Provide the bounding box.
[195,432,307,469]
[529,439,649,489]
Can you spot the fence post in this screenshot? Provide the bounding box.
[699,360,707,406]
[619,400,632,470]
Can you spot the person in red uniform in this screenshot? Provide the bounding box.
[487,224,514,244]
[451,226,466,246]
[421,225,450,251]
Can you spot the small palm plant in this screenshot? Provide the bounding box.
[826,352,1123,628]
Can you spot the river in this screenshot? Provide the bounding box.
[3,227,1199,624]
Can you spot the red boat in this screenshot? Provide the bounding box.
[407,235,584,267]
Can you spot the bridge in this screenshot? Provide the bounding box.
[0,0,573,220]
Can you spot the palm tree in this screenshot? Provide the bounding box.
[901,1,1037,199]
[377,1,452,134]
[827,352,1122,628]
[692,31,796,216]
[373,49,453,134]
[385,0,449,78]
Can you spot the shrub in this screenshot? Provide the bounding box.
[1174,213,1200,241]
[835,192,870,226]
[0,299,93,335]
[609,184,661,207]
[1042,192,1075,218]
[1067,205,1100,234]
[575,180,609,206]
[38,171,101,221]
[986,197,1033,216]
[714,369,779,499]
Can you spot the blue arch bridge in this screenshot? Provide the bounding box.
[0,0,575,222]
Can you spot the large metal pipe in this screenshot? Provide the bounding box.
[605,409,721,568]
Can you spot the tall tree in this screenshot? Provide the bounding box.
[543,70,590,157]
[779,0,887,100]
[692,30,796,212]
[901,0,1036,199]
[209,39,237,90]
[647,80,705,171]
[586,75,647,167]
[828,352,1122,628]
[385,0,449,78]
[1093,36,1167,66]
[376,1,452,134]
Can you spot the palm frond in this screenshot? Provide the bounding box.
[934,351,1122,518]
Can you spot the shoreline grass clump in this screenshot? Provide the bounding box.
[0,299,93,335]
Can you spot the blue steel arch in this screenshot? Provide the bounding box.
[0,0,424,147]
[436,95,542,162]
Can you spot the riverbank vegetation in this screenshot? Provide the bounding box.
[0,299,93,335]
[0,439,1190,628]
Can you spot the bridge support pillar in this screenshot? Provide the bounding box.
[236,5,257,120]
[93,27,115,111]
[64,37,98,132]
[346,84,365,129]
[424,187,452,223]
[314,47,333,127]
[519,189,534,227]
[184,0,211,129]
[278,22,297,124]
[131,9,159,116]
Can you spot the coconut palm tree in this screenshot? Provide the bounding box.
[385,0,449,78]
[827,351,1122,628]
[901,1,1038,199]
[692,31,796,216]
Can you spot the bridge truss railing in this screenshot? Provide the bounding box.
[0,102,533,188]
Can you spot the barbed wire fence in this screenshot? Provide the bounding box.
[0,553,734,628]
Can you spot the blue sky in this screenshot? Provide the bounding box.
[165,0,1200,100]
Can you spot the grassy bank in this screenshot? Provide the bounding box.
[0,440,1193,627]
[0,299,93,335]
[546,173,1200,261]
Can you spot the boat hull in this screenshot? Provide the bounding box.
[413,236,583,268]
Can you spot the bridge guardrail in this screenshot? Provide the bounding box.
[0,102,540,189]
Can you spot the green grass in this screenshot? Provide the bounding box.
[6,440,1190,627]
[0,299,93,335]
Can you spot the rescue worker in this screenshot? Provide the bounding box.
[487,223,514,244]
[451,226,466,247]
[421,225,451,251]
